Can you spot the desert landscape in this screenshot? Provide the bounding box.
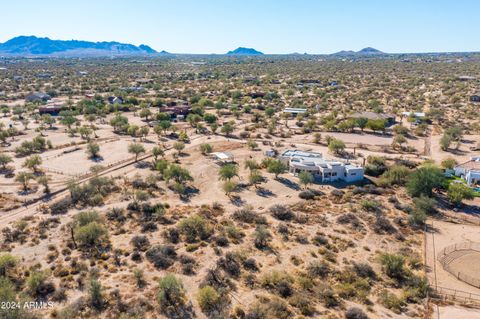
[0,53,479,319]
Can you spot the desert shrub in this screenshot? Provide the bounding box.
[178,215,213,243]
[373,215,396,234]
[0,253,18,276]
[246,297,291,319]
[379,253,405,280]
[106,207,126,222]
[360,200,380,212]
[336,213,363,230]
[88,277,104,310]
[146,245,177,269]
[378,165,410,187]
[157,274,187,316]
[165,228,180,244]
[141,221,158,233]
[307,260,331,278]
[243,258,258,271]
[413,195,437,215]
[75,222,108,249]
[352,262,376,280]
[75,211,101,227]
[345,307,368,319]
[403,275,428,303]
[49,197,72,215]
[270,204,294,221]
[217,252,241,278]
[261,270,294,297]
[214,236,229,247]
[298,189,323,200]
[316,284,340,308]
[312,234,329,246]
[233,207,257,224]
[179,255,196,275]
[289,294,315,316]
[197,285,222,314]
[130,235,150,251]
[26,270,55,297]
[378,290,405,314]
[254,226,271,249]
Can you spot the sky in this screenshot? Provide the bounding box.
[1,0,479,54]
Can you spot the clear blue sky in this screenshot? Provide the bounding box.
[1,0,479,54]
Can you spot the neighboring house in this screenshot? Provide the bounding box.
[470,94,480,102]
[283,107,307,116]
[247,92,265,99]
[279,150,364,183]
[402,111,425,118]
[25,92,51,103]
[36,73,52,79]
[159,105,192,118]
[348,111,396,126]
[108,96,124,104]
[38,103,65,116]
[454,158,480,186]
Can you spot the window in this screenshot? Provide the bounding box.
[332,172,337,176]
[351,173,356,176]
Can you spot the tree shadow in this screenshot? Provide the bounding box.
[277,177,300,190]
[255,187,276,198]
[230,195,246,206]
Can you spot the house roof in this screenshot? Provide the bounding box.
[284,108,307,114]
[456,159,480,171]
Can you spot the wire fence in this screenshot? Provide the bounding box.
[430,285,480,306]
[437,241,480,288]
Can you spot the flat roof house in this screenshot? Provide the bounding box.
[470,94,480,103]
[283,108,307,116]
[25,92,51,103]
[280,150,364,183]
[454,158,480,187]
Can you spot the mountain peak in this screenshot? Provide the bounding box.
[226,47,264,55]
[0,35,158,56]
[357,47,383,54]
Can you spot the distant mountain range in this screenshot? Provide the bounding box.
[0,36,158,56]
[331,47,384,56]
[227,47,264,55]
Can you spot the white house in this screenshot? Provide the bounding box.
[454,158,480,186]
[279,150,364,183]
[283,108,307,116]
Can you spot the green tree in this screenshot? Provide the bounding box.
[355,117,369,132]
[328,138,346,155]
[298,171,314,189]
[86,142,100,159]
[221,122,235,137]
[448,183,475,206]
[36,175,50,194]
[218,163,238,181]
[267,160,287,179]
[199,143,213,155]
[406,165,445,197]
[152,146,165,161]
[0,153,12,170]
[249,169,263,188]
[128,143,146,162]
[15,171,34,191]
[23,155,42,173]
[173,141,185,156]
[223,180,236,196]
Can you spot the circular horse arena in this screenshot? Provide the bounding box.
[438,242,480,288]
